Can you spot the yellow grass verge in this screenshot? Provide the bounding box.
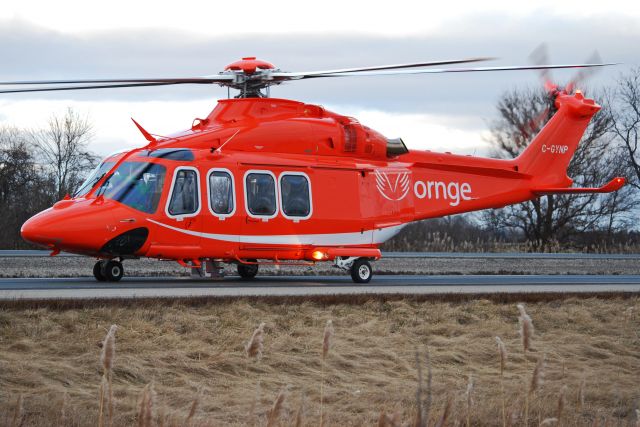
[0,296,638,426]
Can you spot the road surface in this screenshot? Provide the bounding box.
[1,274,639,300]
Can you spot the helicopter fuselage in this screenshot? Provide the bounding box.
[20,93,623,275]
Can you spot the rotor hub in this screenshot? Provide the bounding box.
[221,57,280,98]
[224,57,276,75]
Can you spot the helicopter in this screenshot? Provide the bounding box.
[7,55,625,283]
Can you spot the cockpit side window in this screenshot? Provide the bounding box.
[245,171,277,218]
[167,168,200,217]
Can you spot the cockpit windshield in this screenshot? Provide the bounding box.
[74,161,115,198]
[96,162,167,214]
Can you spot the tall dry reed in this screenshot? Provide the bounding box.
[411,348,432,427]
[413,350,424,427]
[320,319,333,427]
[379,410,401,427]
[465,374,474,427]
[556,385,567,423]
[517,304,534,354]
[10,394,23,427]
[529,355,545,396]
[496,336,508,427]
[98,324,117,427]
[517,304,534,426]
[245,322,266,360]
[137,383,155,427]
[184,397,199,427]
[434,394,453,427]
[292,393,305,427]
[266,386,287,427]
[577,376,586,413]
[530,355,546,427]
[58,392,68,426]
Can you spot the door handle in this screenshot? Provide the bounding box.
[119,218,136,223]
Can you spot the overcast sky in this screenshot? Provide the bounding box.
[0,0,639,156]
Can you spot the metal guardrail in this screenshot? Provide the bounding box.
[382,252,640,260]
[1,250,640,260]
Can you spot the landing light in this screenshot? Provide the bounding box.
[312,250,326,260]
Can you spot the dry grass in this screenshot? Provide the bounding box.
[0,297,638,426]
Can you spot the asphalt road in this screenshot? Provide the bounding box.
[1,275,639,300]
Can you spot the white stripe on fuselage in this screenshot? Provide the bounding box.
[147,218,406,246]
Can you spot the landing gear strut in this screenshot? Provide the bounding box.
[93,259,124,282]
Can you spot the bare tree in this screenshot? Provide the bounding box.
[30,108,98,200]
[0,127,55,248]
[483,87,638,251]
[607,68,640,190]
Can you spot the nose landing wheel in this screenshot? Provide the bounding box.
[93,259,124,282]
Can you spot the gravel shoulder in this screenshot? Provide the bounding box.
[1,255,639,278]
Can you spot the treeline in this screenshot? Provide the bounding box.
[0,109,96,248]
[2,70,640,252]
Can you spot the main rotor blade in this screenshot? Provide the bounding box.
[271,57,495,78]
[295,63,618,78]
[0,81,196,94]
[0,76,234,86]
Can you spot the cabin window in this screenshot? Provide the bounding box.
[208,169,235,216]
[280,173,311,219]
[96,161,166,214]
[245,172,277,218]
[167,167,200,217]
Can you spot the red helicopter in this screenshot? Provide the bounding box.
[6,55,624,283]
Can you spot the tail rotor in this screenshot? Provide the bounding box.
[529,43,605,97]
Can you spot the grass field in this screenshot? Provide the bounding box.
[0,295,638,426]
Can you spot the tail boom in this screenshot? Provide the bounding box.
[393,91,623,225]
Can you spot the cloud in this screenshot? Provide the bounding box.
[0,13,637,157]
[0,13,638,117]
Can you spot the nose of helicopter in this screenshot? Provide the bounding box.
[20,199,120,254]
[21,209,59,248]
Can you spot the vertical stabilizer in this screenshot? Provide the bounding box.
[516,92,601,186]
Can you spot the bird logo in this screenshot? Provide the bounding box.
[374,169,411,201]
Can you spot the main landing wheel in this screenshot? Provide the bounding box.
[93,260,107,282]
[100,260,124,282]
[238,260,259,280]
[350,258,373,284]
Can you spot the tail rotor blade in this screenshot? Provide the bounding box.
[529,43,558,93]
[565,51,603,93]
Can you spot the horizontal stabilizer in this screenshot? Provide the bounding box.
[532,177,626,196]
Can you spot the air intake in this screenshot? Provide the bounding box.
[386,138,408,156]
